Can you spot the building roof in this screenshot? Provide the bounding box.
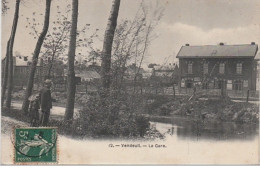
[177,44,258,58]
[154,64,177,71]
[255,52,260,60]
[12,56,42,66]
[15,56,30,66]
[75,70,100,81]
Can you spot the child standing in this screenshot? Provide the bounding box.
[28,94,40,127]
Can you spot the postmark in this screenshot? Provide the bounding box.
[14,127,57,164]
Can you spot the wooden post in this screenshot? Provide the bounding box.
[246,89,249,103]
[173,84,175,98]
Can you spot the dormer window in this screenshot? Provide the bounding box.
[219,63,225,74]
[236,63,242,74]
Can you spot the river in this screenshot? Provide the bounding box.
[150,116,259,141]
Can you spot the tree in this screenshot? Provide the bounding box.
[22,0,51,114]
[64,0,78,121]
[2,0,9,15]
[100,0,121,93]
[1,40,10,106]
[110,1,164,93]
[5,0,21,108]
[26,5,98,79]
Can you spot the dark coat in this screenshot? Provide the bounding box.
[39,87,52,111]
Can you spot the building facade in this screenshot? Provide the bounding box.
[2,56,43,89]
[177,43,258,94]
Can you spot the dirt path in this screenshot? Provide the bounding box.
[11,101,79,120]
[1,116,28,135]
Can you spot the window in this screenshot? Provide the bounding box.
[181,79,185,88]
[227,80,232,90]
[203,63,208,74]
[233,80,243,90]
[243,80,248,88]
[236,63,242,74]
[186,79,193,88]
[188,63,192,74]
[219,63,225,74]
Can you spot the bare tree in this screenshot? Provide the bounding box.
[100,0,121,94]
[110,1,164,93]
[132,2,164,93]
[22,0,51,114]
[26,5,98,79]
[5,0,21,108]
[1,40,10,106]
[64,0,78,121]
[2,0,9,15]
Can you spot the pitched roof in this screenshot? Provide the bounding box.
[177,44,258,58]
[75,70,100,81]
[15,56,30,66]
[14,56,42,66]
[153,64,177,71]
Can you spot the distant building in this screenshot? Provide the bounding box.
[152,63,179,77]
[75,69,101,82]
[151,63,179,85]
[1,56,43,88]
[255,56,260,90]
[125,64,147,81]
[177,43,258,93]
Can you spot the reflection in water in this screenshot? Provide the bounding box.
[150,117,259,141]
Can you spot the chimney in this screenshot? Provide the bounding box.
[251,42,255,45]
[185,43,189,46]
[219,42,224,46]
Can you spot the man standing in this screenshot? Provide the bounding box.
[39,79,52,126]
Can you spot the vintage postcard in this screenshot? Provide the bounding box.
[1,0,260,165]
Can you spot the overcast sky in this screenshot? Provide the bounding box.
[1,0,260,67]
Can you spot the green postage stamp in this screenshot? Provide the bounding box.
[14,127,57,164]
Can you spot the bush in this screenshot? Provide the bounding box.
[74,92,151,138]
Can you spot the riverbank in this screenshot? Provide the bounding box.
[2,115,259,164]
[1,107,164,140]
[152,96,259,124]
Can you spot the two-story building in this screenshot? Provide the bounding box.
[176,43,258,95]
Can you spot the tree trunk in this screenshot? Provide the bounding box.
[100,0,121,93]
[6,0,20,108]
[1,40,10,106]
[22,0,51,114]
[64,0,78,121]
[47,52,55,79]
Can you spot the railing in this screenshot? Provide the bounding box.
[178,88,259,99]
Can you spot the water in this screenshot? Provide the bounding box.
[150,116,259,141]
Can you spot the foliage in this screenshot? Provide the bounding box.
[110,1,164,92]
[75,92,150,138]
[2,0,9,15]
[77,1,165,138]
[26,4,99,77]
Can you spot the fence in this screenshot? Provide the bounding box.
[179,88,259,99]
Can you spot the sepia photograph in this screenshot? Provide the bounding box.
[0,0,259,165]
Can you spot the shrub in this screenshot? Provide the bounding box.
[75,92,151,138]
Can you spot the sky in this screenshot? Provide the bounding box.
[1,0,260,68]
